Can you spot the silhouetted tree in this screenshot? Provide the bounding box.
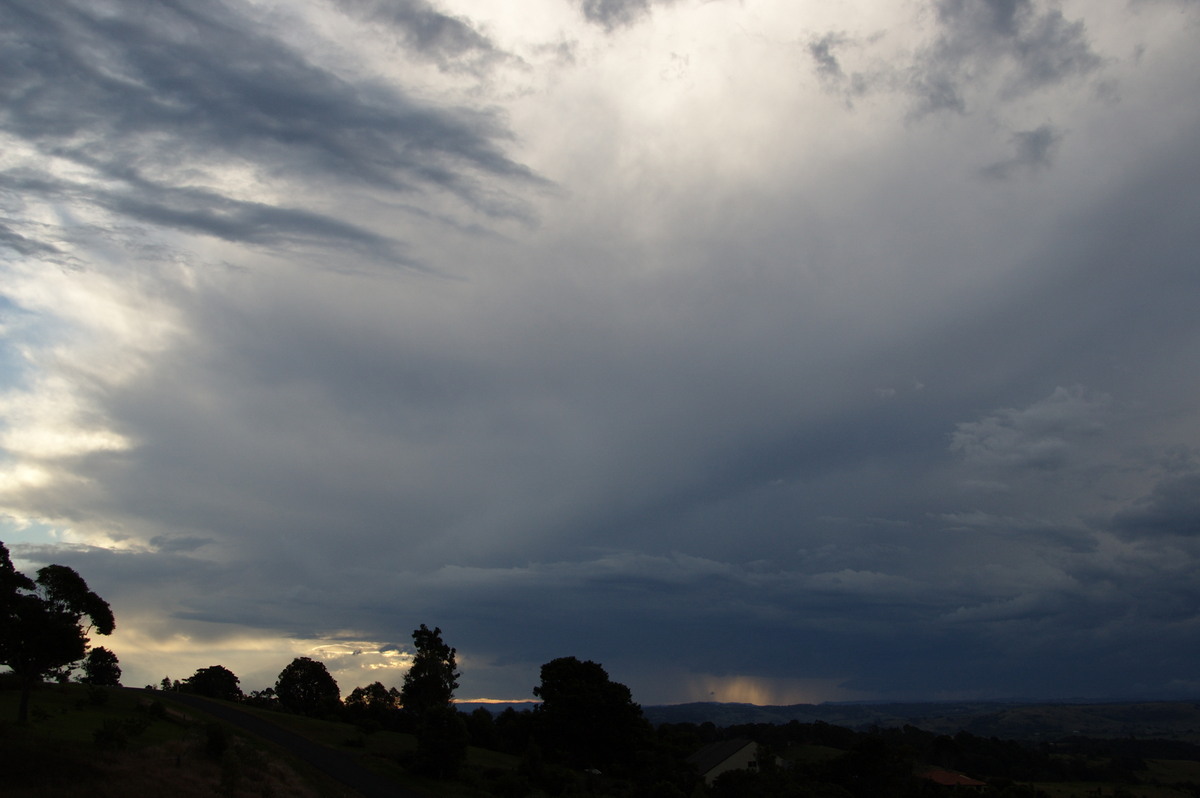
[245,686,279,709]
[346,680,401,728]
[0,542,115,723]
[495,705,535,755]
[347,680,397,711]
[401,624,460,718]
[181,664,243,701]
[79,646,122,686]
[466,705,500,749]
[532,656,649,770]
[275,656,341,717]
[401,625,465,776]
[415,704,471,778]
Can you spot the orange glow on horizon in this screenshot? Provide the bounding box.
[454,698,542,705]
[683,674,863,706]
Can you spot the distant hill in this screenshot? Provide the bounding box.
[456,700,541,714]
[641,700,1200,741]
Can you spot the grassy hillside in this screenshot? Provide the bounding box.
[11,684,1200,797]
[1,682,525,797]
[0,683,344,797]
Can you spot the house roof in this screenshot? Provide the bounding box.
[918,767,987,787]
[686,739,756,776]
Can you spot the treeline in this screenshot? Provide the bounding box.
[147,639,1200,798]
[155,623,471,777]
[153,635,670,793]
[10,545,1200,796]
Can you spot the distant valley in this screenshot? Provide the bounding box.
[636,700,1200,741]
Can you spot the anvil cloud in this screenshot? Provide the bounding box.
[2,0,1199,703]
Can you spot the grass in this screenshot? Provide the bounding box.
[0,683,353,797]
[219,697,523,796]
[0,682,188,746]
[1032,784,1194,797]
[11,684,1200,798]
[1027,758,1200,798]
[139,688,523,797]
[1145,758,1200,783]
[783,743,846,766]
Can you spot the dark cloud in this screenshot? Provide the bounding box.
[148,535,214,553]
[912,0,1102,114]
[576,0,678,30]
[981,124,1063,178]
[0,168,404,264]
[100,183,404,262]
[1112,474,1200,538]
[0,222,60,257]
[950,386,1108,472]
[809,33,846,81]
[335,0,508,73]
[0,0,537,263]
[807,32,876,105]
[808,1,1102,120]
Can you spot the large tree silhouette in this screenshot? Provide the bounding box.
[401,624,466,776]
[400,624,460,717]
[79,646,122,686]
[275,656,341,717]
[0,542,115,723]
[533,656,649,770]
[181,664,243,701]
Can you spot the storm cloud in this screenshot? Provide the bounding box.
[2,0,1200,704]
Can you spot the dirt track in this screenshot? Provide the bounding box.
[153,691,426,798]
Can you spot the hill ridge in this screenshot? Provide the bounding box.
[636,699,1200,741]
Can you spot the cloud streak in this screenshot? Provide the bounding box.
[0,0,539,271]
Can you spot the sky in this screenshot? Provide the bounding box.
[2,0,1199,706]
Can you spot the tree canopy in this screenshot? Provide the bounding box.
[275,656,341,717]
[181,664,243,701]
[533,656,649,770]
[345,680,401,728]
[401,624,467,777]
[400,624,460,718]
[79,646,122,686]
[346,680,399,711]
[0,542,115,723]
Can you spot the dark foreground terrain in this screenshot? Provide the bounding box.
[9,684,1200,797]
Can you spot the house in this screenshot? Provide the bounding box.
[917,767,988,790]
[686,739,761,785]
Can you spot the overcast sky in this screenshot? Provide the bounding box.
[3,0,1199,705]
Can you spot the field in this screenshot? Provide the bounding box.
[1033,783,1194,798]
[0,683,346,797]
[8,684,1200,797]
[1014,757,1200,798]
[0,682,526,797]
